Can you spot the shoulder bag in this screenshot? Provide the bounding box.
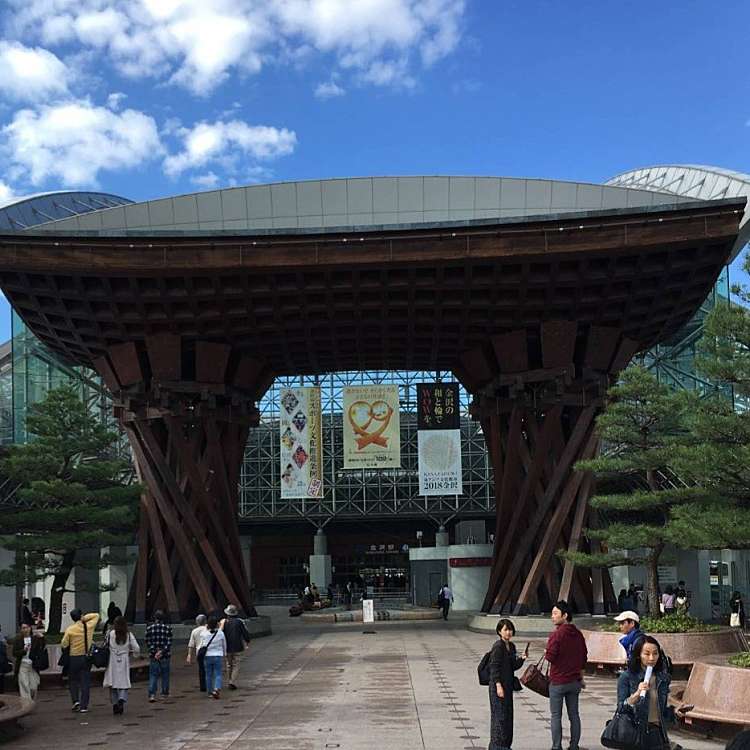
[197,629,219,661]
[601,705,643,750]
[32,640,50,672]
[520,654,550,697]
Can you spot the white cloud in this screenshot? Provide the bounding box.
[0,41,70,101]
[1,99,163,187]
[5,0,465,95]
[190,171,220,188]
[163,119,297,177]
[0,180,23,208]
[106,91,127,109]
[314,80,345,99]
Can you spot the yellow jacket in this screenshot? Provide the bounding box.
[61,613,100,656]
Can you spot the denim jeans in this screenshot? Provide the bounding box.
[549,680,582,750]
[204,655,223,694]
[148,657,170,696]
[68,655,91,709]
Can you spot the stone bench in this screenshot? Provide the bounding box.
[0,696,35,727]
[303,607,442,624]
[581,628,743,668]
[668,654,750,730]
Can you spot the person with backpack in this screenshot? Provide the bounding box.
[220,604,251,690]
[102,616,140,715]
[11,622,47,701]
[200,615,226,699]
[545,600,588,750]
[61,608,99,713]
[487,618,527,750]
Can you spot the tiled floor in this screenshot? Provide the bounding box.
[0,608,729,750]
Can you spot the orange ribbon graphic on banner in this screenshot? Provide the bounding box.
[348,400,393,450]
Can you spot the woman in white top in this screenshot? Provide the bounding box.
[103,616,140,715]
[200,615,227,699]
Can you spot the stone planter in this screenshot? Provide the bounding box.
[582,628,743,667]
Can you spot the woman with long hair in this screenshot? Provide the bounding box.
[103,616,140,715]
[488,618,527,750]
[616,635,672,750]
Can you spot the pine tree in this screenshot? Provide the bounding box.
[668,268,750,549]
[0,385,139,633]
[564,367,694,617]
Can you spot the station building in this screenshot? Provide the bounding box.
[1,167,749,629]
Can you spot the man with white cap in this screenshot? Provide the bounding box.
[613,610,644,662]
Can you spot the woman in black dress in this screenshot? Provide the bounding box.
[488,618,527,750]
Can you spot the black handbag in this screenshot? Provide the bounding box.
[32,646,50,672]
[88,642,110,669]
[601,706,643,750]
[197,629,218,661]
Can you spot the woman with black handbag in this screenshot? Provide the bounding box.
[615,636,672,750]
[488,618,527,750]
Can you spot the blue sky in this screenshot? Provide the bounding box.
[1,0,749,341]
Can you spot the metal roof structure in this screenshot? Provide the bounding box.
[0,191,132,231]
[606,165,750,259]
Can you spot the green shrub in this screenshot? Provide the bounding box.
[598,614,720,633]
[728,652,750,669]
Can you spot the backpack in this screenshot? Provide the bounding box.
[478,650,491,685]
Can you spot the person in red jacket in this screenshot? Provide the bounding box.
[544,600,588,750]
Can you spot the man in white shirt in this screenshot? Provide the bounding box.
[438,584,453,620]
[185,614,207,692]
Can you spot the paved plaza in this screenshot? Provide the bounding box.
[1,608,727,750]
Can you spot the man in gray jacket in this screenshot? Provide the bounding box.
[221,605,251,690]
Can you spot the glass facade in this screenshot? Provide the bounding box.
[240,370,492,523]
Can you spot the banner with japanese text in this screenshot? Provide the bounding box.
[279,387,323,498]
[417,383,462,496]
[342,385,401,468]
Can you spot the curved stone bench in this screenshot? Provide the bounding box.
[303,607,442,624]
[581,628,743,668]
[668,654,750,728]
[467,613,600,636]
[0,696,35,727]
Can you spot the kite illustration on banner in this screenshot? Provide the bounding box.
[279,387,323,498]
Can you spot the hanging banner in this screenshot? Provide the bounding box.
[417,382,460,430]
[343,385,401,468]
[418,428,463,495]
[417,382,462,496]
[279,387,323,498]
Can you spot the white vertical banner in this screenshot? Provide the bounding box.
[418,429,463,496]
[279,387,323,499]
[362,599,374,623]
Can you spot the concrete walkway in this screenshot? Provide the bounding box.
[0,607,727,750]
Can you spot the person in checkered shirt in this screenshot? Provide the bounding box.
[145,610,172,701]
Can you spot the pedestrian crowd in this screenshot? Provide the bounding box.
[0,600,252,718]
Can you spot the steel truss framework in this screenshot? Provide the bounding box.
[240,370,492,525]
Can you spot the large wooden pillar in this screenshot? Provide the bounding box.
[458,322,640,615]
[93,335,271,622]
